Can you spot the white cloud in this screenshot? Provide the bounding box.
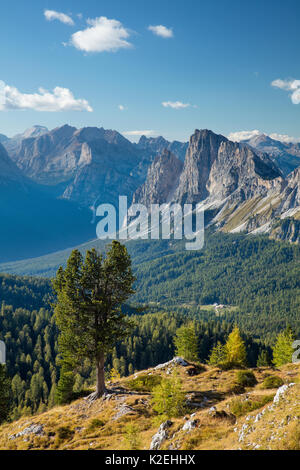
[44,10,74,26]
[148,25,173,38]
[70,16,132,53]
[162,101,191,109]
[228,129,300,144]
[269,133,300,144]
[123,130,156,137]
[271,78,300,104]
[118,105,126,111]
[228,130,261,142]
[0,80,93,112]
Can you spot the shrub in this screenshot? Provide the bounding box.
[229,395,274,417]
[127,374,162,392]
[87,418,105,431]
[56,426,74,442]
[261,375,284,389]
[123,422,141,450]
[236,370,257,388]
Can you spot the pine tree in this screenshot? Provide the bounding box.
[273,328,295,367]
[208,341,226,366]
[0,365,11,424]
[256,350,271,367]
[174,322,198,362]
[53,242,135,399]
[224,326,247,367]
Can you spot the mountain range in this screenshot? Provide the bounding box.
[2,125,189,209]
[241,133,300,177]
[0,124,299,263]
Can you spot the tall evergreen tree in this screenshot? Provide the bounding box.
[224,326,247,366]
[174,322,198,362]
[273,328,295,367]
[53,242,135,399]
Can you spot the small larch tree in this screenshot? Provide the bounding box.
[224,326,247,367]
[273,328,295,367]
[174,322,198,362]
[53,241,135,399]
[152,371,186,418]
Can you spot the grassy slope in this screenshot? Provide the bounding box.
[1,362,299,451]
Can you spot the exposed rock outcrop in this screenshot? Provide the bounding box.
[150,420,173,450]
[132,150,183,206]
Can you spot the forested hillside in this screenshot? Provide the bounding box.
[0,273,51,310]
[132,233,300,342]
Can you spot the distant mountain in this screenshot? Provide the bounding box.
[4,125,189,210]
[134,129,282,206]
[136,135,188,162]
[0,141,95,262]
[241,133,300,176]
[175,129,282,204]
[5,125,154,208]
[3,125,48,156]
[0,124,190,261]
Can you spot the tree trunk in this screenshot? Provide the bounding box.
[96,354,106,397]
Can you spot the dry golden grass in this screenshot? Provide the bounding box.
[1,362,299,451]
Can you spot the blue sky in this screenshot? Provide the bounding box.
[1,0,300,142]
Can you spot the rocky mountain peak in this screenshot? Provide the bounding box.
[138,135,168,148]
[174,129,229,203]
[21,125,49,140]
[50,124,77,140]
[136,135,188,162]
